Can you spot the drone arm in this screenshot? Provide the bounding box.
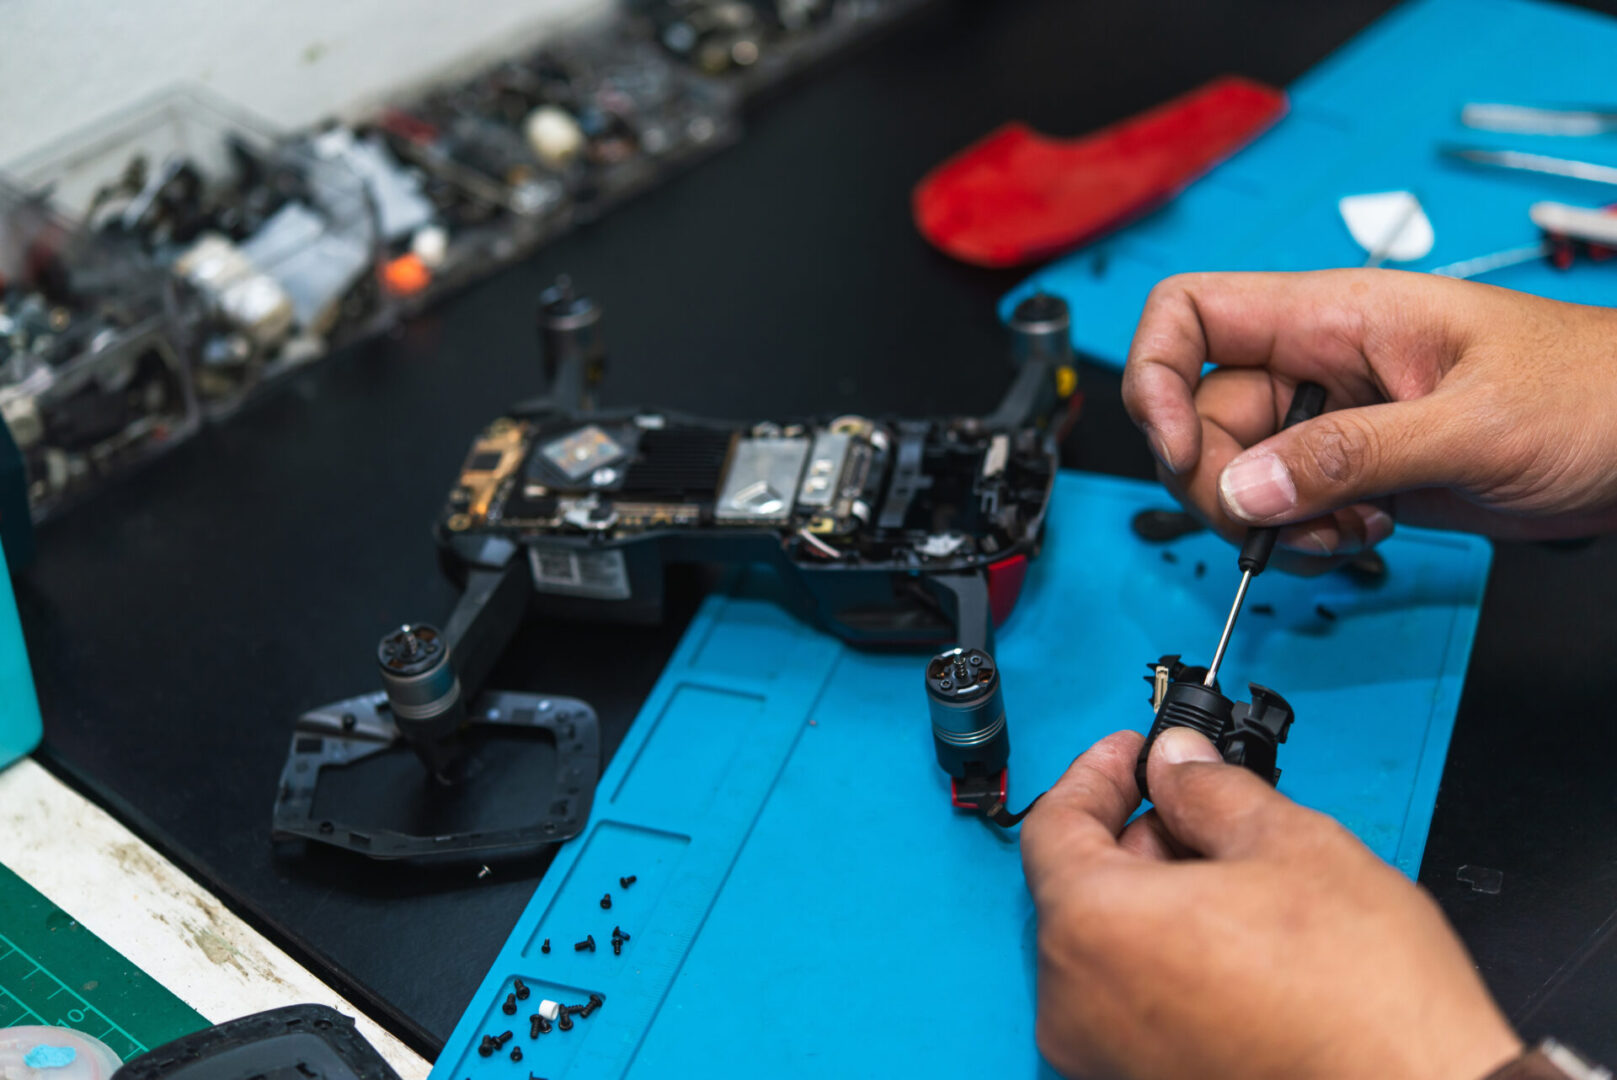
[444,555,531,701]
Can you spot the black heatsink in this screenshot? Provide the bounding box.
[620,426,735,500]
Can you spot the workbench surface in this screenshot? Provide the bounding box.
[17,0,1617,1060]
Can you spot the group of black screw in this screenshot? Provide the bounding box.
[477,874,638,1065]
[482,988,605,1059]
[481,989,607,1060]
[564,872,636,956]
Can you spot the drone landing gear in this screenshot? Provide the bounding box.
[272,554,600,861]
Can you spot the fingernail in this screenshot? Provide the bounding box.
[1154,726,1221,765]
[1143,424,1176,474]
[1278,524,1334,557]
[1357,506,1394,546]
[1219,452,1296,522]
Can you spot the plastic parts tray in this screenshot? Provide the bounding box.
[1003,0,1617,371]
[431,470,1490,1078]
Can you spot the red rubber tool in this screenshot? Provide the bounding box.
[913,76,1288,268]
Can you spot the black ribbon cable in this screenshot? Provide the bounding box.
[983,795,1042,828]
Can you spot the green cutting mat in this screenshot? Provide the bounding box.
[0,864,207,1061]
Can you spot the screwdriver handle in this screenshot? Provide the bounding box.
[1237,381,1328,575]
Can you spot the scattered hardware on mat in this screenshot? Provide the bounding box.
[1133,382,1325,797]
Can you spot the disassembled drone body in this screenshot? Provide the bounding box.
[273,282,1078,858]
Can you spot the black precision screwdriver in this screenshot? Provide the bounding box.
[1202,381,1328,687]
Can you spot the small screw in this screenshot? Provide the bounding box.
[529,1015,542,1038]
[497,1031,513,1046]
[612,939,622,955]
[510,1048,522,1063]
[541,938,551,954]
[1252,603,1275,616]
[513,978,530,1000]
[579,994,603,1018]
[478,1038,494,1058]
[557,1010,573,1032]
[613,927,631,942]
[968,654,982,667]
[477,865,492,880]
[503,993,517,1015]
[619,875,636,888]
[574,934,596,952]
[600,893,612,909]
[1194,560,1206,578]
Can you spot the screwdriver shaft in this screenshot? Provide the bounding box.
[1205,569,1252,687]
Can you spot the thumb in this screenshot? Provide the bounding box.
[1218,398,1455,526]
[1144,727,1302,858]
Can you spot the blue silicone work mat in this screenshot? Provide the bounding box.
[433,471,1491,1079]
[1001,0,1617,371]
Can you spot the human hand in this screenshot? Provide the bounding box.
[1020,728,1521,1080]
[1120,269,1617,572]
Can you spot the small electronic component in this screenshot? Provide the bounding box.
[925,647,1008,787]
[714,435,810,522]
[525,105,587,169]
[174,233,296,347]
[540,423,625,481]
[1136,654,1295,801]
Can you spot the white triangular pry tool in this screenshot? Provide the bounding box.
[1339,191,1435,264]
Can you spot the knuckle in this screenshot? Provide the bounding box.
[1294,414,1377,487]
[1145,273,1192,306]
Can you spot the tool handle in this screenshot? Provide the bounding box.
[1237,381,1328,575]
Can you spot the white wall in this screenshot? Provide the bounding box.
[0,0,609,166]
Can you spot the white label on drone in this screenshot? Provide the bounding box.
[528,545,631,601]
